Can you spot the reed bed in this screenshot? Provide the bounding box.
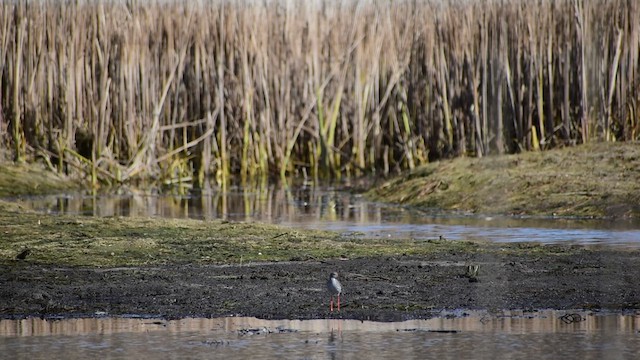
[1,0,639,187]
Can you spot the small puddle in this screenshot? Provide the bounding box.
[1,310,639,358]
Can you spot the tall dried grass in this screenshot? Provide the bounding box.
[1,0,638,187]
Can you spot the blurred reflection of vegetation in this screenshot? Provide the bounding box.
[30,183,358,224]
[1,0,638,189]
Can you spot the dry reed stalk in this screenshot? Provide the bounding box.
[0,0,638,185]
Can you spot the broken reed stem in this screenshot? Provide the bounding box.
[0,0,639,186]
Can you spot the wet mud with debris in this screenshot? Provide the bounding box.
[2,247,640,322]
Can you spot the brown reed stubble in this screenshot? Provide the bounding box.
[0,0,638,187]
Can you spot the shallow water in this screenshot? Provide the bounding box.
[13,184,640,247]
[1,310,639,359]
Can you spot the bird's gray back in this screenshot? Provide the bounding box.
[328,277,342,295]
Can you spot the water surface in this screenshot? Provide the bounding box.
[1,310,639,359]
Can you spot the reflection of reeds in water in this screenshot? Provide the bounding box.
[2,310,639,337]
[40,184,364,223]
[1,1,639,186]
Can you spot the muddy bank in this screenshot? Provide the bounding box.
[2,245,640,322]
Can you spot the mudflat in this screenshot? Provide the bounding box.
[2,245,639,322]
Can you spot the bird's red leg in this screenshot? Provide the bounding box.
[337,294,341,311]
[330,296,334,312]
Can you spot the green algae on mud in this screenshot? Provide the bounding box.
[368,142,640,219]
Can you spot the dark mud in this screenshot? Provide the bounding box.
[3,247,640,322]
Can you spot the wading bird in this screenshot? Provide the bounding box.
[327,272,342,312]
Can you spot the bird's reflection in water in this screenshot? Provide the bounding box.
[327,319,343,359]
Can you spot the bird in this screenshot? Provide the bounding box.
[16,248,31,260]
[327,272,342,312]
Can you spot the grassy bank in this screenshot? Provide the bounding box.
[0,162,80,197]
[0,199,489,267]
[1,1,638,187]
[368,142,640,218]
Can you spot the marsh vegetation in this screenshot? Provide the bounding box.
[1,0,638,189]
